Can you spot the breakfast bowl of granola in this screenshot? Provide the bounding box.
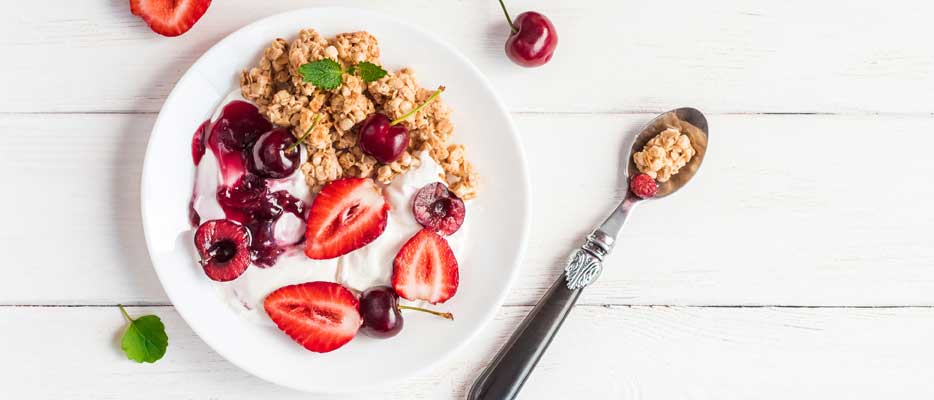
[140,7,529,393]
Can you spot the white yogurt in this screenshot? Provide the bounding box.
[337,152,469,290]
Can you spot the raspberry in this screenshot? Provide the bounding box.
[629,173,657,199]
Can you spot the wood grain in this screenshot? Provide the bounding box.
[3,113,933,306]
[1,0,932,114]
[4,305,934,399]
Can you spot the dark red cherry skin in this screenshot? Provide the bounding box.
[358,114,409,163]
[360,286,404,338]
[505,12,558,67]
[413,182,466,236]
[251,128,300,179]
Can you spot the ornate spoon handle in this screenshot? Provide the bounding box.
[467,197,636,400]
[466,273,583,400]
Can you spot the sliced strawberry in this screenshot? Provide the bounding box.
[305,178,389,259]
[264,282,362,353]
[130,0,212,37]
[392,229,460,304]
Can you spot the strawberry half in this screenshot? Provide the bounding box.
[392,229,460,304]
[130,0,212,37]
[305,178,389,259]
[264,282,362,353]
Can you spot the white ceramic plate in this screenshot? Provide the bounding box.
[140,7,529,393]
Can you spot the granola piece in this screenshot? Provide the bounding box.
[264,89,308,127]
[294,109,333,150]
[367,68,418,106]
[240,67,273,106]
[441,145,478,200]
[301,147,343,191]
[337,146,379,178]
[632,127,696,182]
[240,38,289,106]
[329,74,375,135]
[331,31,380,66]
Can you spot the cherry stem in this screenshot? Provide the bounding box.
[118,304,134,322]
[398,304,454,320]
[390,86,445,126]
[286,113,322,152]
[497,0,517,33]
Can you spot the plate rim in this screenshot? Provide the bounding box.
[140,6,531,393]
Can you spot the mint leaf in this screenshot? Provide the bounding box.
[118,305,168,363]
[354,62,388,82]
[346,64,357,75]
[299,59,343,90]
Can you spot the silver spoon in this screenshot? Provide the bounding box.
[467,107,709,400]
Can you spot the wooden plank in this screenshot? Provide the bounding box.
[1,0,933,113]
[3,305,934,398]
[2,113,933,306]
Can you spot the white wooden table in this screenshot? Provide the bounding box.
[3,1,934,398]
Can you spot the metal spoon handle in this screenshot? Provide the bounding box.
[468,199,632,400]
[466,274,583,400]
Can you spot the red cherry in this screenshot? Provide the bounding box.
[499,0,558,67]
[412,182,466,235]
[250,128,300,179]
[359,114,410,164]
[359,286,454,339]
[360,286,404,338]
[358,87,445,164]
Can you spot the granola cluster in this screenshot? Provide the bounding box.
[240,29,478,199]
[632,127,696,182]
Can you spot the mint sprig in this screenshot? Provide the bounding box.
[298,59,344,90]
[299,60,389,89]
[354,62,388,82]
[118,305,168,364]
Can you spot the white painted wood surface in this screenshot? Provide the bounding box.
[6,306,934,399]
[2,0,933,114]
[2,1,934,398]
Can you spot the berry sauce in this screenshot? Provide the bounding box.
[191,100,307,267]
[191,119,209,166]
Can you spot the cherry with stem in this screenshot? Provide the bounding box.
[497,0,558,67]
[359,286,454,338]
[358,86,445,163]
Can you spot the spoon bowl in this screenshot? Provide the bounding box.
[625,107,709,198]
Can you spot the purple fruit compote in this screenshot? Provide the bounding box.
[190,100,308,268]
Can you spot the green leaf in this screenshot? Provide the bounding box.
[119,305,168,363]
[354,61,388,83]
[298,59,343,90]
